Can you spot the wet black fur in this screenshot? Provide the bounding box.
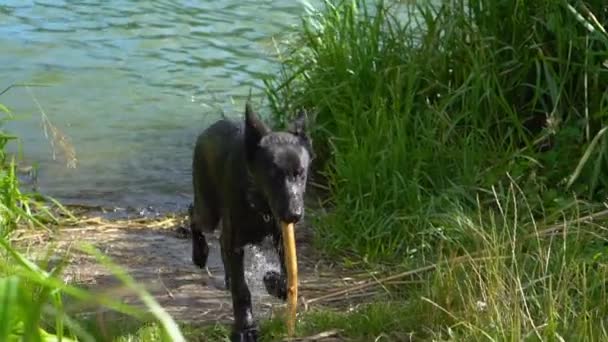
[189,103,312,342]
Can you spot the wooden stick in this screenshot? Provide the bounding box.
[281,222,298,337]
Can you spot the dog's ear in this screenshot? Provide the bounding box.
[289,109,314,159]
[289,109,307,137]
[245,102,270,160]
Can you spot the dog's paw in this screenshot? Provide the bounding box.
[230,327,259,342]
[191,235,209,269]
[263,271,287,300]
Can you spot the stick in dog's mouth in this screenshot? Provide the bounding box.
[280,221,298,337]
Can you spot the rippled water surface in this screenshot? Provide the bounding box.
[0,0,312,211]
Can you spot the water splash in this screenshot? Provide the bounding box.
[244,237,281,297]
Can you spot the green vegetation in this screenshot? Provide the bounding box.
[264,0,608,339]
[261,301,416,341]
[267,0,608,262]
[90,321,229,342]
[0,104,54,237]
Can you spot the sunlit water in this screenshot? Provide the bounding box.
[0,0,317,212]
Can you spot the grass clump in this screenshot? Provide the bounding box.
[266,0,608,263]
[0,103,58,237]
[419,187,608,340]
[263,0,608,340]
[110,322,229,342]
[262,301,416,341]
[261,186,608,341]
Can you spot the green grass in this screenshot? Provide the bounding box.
[94,321,230,342]
[261,301,417,341]
[266,0,608,262]
[0,106,56,237]
[262,0,608,340]
[257,187,608,341]
[422,193,608,340]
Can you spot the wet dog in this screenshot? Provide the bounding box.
[189,103,313,341]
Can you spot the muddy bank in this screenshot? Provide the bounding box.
[13,209,375,331]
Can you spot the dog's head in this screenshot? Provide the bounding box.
[244,103,313,224]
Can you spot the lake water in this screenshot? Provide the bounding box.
[0,0,314,213]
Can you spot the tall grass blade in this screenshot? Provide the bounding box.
[80,244,186,342]
[566,126,608,189]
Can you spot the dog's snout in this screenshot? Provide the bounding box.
[282,203,303,223]
[284,210,302,223]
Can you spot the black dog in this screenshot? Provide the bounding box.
[189,102,312,341]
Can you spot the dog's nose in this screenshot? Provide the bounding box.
[283,210,302,223]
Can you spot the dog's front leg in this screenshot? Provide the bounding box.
[263,232,288,301]
[189,204,209,269]
[220,230,232,290]
[229,246,258,342]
